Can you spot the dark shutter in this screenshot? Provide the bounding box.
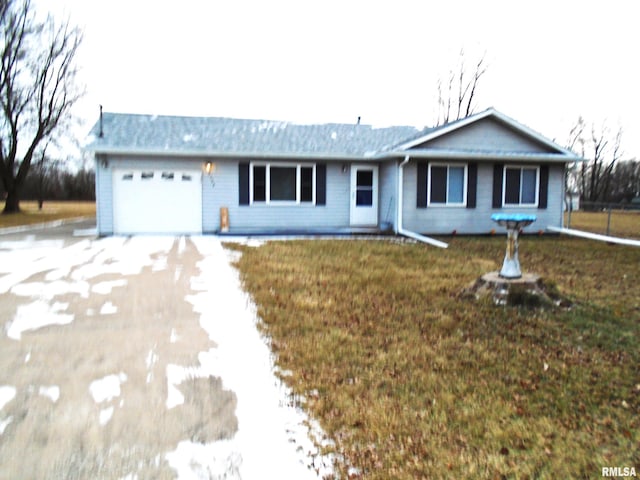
[492,163,504,208]
[316,163,326,205]
[467,163,477,208]
[239,163,250,205]
[417,162,428,208]
[538,164,549,209]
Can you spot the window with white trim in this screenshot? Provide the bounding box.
[250,163,316,204]
[428,163,467,206]
[503,166,539,206]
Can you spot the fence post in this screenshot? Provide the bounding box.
[567,196,572,229]
[606,204,612,236]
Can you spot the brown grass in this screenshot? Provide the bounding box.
[0,201,95,228]
[231,236,640,479]
[565,209,640,239]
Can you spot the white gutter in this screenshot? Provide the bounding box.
[396,155,448,248]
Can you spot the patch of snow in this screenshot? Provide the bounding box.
[25,350,31,363]
[0,386,17,411]
[86,308,95,316]
[182,134,196,143]
[73,228,97,237]
[169,328,179,343]
[99,406,114,426]
[99,301,118,315]
[92,279,127,295]
[166,439,242,480]
[119,474,138,480]
[0,416,13,435]
[6,301,73,340]
[331,131,337,140]
[169,237,334,479]
[165,363,207,409]
[39,385,60,403]
[178,236,186,255]
[89,373,127,403]
[146,348,158,384]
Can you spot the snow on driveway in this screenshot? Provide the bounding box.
[0,232,333,478]
[167,237,334,478]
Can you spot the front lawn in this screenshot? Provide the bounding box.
[231,236,639,479]
[0,201,95,228]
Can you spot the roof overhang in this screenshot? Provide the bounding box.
[89,146,370,162]
[380,149,580,163]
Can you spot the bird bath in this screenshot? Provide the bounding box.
[491,213,537,279]
[462,213,570,308]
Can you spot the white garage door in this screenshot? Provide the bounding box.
[112,169,202,234]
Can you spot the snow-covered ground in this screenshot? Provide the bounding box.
[0,231,334,478]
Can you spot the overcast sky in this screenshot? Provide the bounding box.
[39,0,639,159]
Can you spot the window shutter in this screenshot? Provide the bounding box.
[239,163,250,205]
[417,162,428,208]
[492,163,504,208]
[467,163,477,208]
[316,163,326,205]
[538,164,549,209]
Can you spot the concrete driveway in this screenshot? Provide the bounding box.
[0,220,332,479]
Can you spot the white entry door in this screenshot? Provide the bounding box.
[350,165,378,226]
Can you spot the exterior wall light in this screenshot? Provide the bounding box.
[204,161,215,174]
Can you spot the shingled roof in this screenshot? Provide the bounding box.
[87,113,428,159]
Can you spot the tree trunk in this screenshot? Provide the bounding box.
[3,188,21,214]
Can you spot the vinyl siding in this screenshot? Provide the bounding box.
[402,161,564,234]
[225,160,351,232]
[413,118,558,153]
[378,161,397,229]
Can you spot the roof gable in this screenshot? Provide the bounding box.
[396,108,578,158]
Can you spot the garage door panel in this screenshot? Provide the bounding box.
[113,169,202,234]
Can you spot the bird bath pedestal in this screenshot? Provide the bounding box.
[463,214,570,308]
[491,213,537,279]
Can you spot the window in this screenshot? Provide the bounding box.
[250,163,315,204]
[141,172,154,180]
[503,166,539,206]
[122,173,133,181]
[161,172,175,180]
[182,174,192,181]
[428,163,467,206]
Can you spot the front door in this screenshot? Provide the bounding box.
[350,165,378,226]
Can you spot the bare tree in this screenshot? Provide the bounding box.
[436,50,487,126]
[569,117,624,203]
[0,0,82,213]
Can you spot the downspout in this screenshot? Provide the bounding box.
[397,155,448,248]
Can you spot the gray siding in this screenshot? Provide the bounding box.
[221,160,351,232]
[402,161,564,235]
[97,155,355,234]
[415,118,557,153]
[378,161,397,229]
[95,156,113,235]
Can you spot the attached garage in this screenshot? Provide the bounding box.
[112,169,202,234]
